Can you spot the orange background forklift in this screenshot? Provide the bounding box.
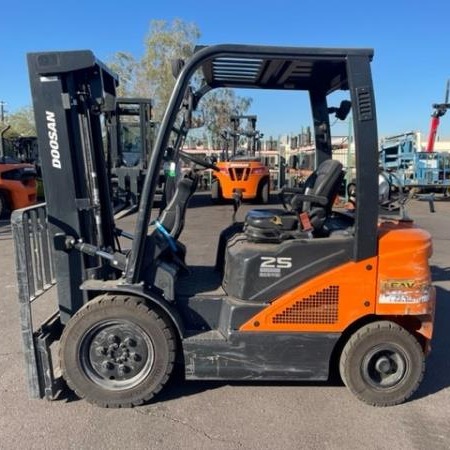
[0,125,37,217]
[13,44,434,408]
[212,115,271,203]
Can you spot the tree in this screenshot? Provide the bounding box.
[107,52,140,98]
[2,106,36,137]
[199,90,252,149]
[107,19,201,120]
[107,19,252,135]
[139,19,201,121]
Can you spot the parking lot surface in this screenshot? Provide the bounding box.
[0,193,449,449]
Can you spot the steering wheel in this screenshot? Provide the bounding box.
[179,150,220,172]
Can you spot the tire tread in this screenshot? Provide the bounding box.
[339,320,425,407]
[60,294,175,408]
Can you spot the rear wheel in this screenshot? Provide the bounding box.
[339,321,424,406]
[60,295,176,407]
[257,179,270,204]
[211,179,222,203]
[0,192,8,218]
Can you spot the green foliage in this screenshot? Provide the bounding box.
[107,52,140,98]
[107,19,200,119]
[107,19,252,144]
[1,106,36,137]
[200,90,253,148]
[140,19,201,121]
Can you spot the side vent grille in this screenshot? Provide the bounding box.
[356,87,373,121]
[272,285,339,324]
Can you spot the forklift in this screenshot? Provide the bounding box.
[212,114,271,203]
[0,125,37,217]
[106,98,162,216]
[13,45,435,408]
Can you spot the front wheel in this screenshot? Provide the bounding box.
[339,321,425,406]
[60,295,176,407]
[211,179,222,203]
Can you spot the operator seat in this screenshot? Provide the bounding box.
[244,159,344,242]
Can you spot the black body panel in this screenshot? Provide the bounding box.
[223,233,353,301]
[175,266,264,331]
[183,331,340,380]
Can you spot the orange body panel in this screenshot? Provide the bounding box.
[376,220,435,340]
[0,163,37,210]
[240,219,435,340]
[240,256,379,333]
[214,160,270,199]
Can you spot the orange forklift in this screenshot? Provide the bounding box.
[13,45,434,408]
[212,115,271,203]
[0,125,37,217]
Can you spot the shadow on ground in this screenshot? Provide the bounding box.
[413,266,450,400]
[187,191,282,209]
[0,218,11,240]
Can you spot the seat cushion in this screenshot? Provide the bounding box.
[244,209,300,243]
[245,209,298,231]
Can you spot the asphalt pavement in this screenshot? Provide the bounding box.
[0,192,449,450]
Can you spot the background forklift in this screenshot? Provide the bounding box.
[0,125,37,217]
[13,45,434,408]
[105,98,164,217]
[212,114,271,203]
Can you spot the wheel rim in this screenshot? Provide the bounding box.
[361,344,408,389]
[79,320,154,390]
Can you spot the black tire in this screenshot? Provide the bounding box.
[0,191,8,219]
[60,295,176,408]
[211,179,222,203]
[339,321,424,407]
[257,179,270,204]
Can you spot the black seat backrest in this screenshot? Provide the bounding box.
[157,173,199,240]
[296,159,344,231]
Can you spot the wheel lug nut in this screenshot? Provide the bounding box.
[131,352,141,362]
[95,346,107,356]
[107,334,120,344]
[118,364,130,375]
[101,361,114,371]
[124,337,136,347]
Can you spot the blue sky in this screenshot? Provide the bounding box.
[1,0,450,139]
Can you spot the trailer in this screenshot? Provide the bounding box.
[380,132,450,191]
